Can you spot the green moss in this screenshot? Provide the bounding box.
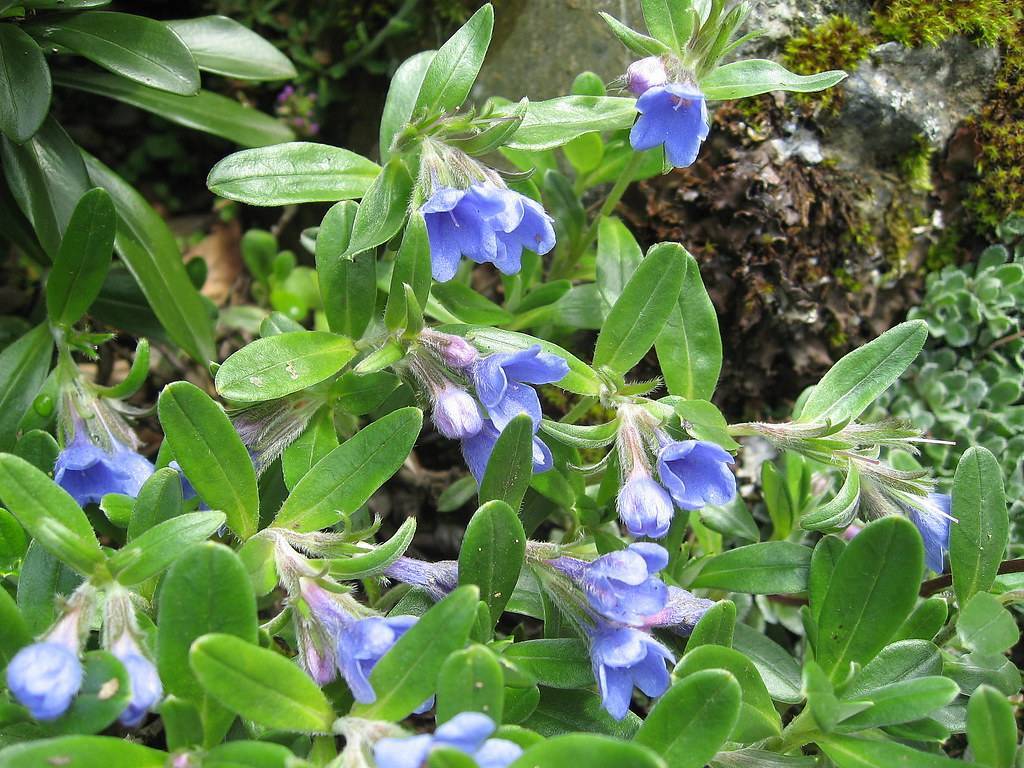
[872,0,1017,48]
[782,15,876,111]
[898,135,935,193]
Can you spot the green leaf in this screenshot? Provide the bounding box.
[327,517,416,580]
[56,69,293,148]
[0,736,167,768]
[94,338,150,399]
[502,639,593,689]
[636,669,740,767]
[686,598,735,649]
[675,644,781,741]
[331,371,400,417]
[732,622,803,703]
[656,251,722,400]
[157,543,258,746]
[799,321,927,425]
[593,242,687,376]
[539,419,618,450]
[29,12,199,95]
[691,541,811,594]
[595,217,642,313]
[894,597,947,642]
[957,592,1018,655]
[597,12,670,57]
[949,447,1008,606]
[503,96,639,152]
[0,453,104,575]
[204,741,296,768]
[432,281,512,325]
[207,142,380,206]
[315,201,376,339]
[273,407,422,532]
[510,734,664,768]
[0,324,53,452]
[165,16,296,80]
[700,59,847,101]
[379,50,434,162]
[385,213,432,331]
[190,633,334,733]
[967,685,1017,768]
[84,153,215,363]
[673,399,738,450]
[352,585,479,721]
[0,25,51,143]
[641,0,696,53]
[818,734,964,768]
[523,688,640,738]
[48,650,130,735]
[46,187,115,326]
[0,584,31,667]
[158,381,259,539]
[17,541,82,635]
[1,116,90,259]
[437,644,504,724]
[459,500,526,625]
[843,640,943,700]
[108,510,225,585]
[815,517,924,682]
[838,677,959,730]
[216,331,355,403]
[342,157,412,258]
[801,466,860,532]
[128,466,183,540]
[282,408,338,490]
[479,414,535,509]
[413,4,493,113]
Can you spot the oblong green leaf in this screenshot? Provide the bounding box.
[949,447,1008,606]
[838,677,959,730]
[207,142,380,206]
[436,644,504,724]
[504,95,639,151]
[165,16,296,80]
[0,453,105,575]
[818,734,964,768]
[29,11,200,95]
[190,633,334,733]
[315,201,376,339]
[701,59,847,101]
[691,541,811,594]
[967,685,1017,768]
[502,639,593,689]
[459,500,526,624]
[216,331,355,403]
[0,736,167,768]
[510,734,664,768]
[0,24,51,143]
[273,407,422,532]
[158,381,259,539]
[479,414,535,509]
[413,4,493,113]
[598,12,670,57]
[108,510,225,585]
[0,324,53,452]
[47,187,115,326]
[342,156,412,258]
[379,50,434,162]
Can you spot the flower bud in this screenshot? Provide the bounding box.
[420,329,479,369]
[617,473,674,538]
[5,641,83,720]
[432,387,483,439]
[113,643,163,727]
[626,56,668,96]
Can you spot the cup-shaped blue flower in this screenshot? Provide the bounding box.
[6,641,83,721]
[432,386,484,439]
[54,428,154,506]
[618,472,675,538]
[461,418,553,481]
[626,56,668,96]
[374,712,523,768]
[902,492,953,574]
[656,440,736,511]
[472,345,568,431]
[629,83,710,169]
[551,543,669,627]
[422,183,554,282]
[589,625,674,720]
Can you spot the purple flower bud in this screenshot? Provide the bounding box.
[626,56,668,96]
[384,557,460,601]
[6,641,83,720]
[656,440,736,511]
[901,492,953,574]
[630,83,710,169]
[617,473,674,538]
[589,624,674,720]
[421,329,479,369]
[54,427,154,506]
[433,387,483,439]
[116,654,163,727]
[471,345,568,431]
[642,586,715,635]
[374,712,523,768]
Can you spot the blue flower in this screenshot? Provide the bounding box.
[903,493,953,574]
[629,83,710,169]
[589,625,674,720]
[54,428,154,506]
[552,544,669,627]
[432,387,483,440]
[618,472,676,538]
[657,440,736,511]
[472,346,568,431]
[626,56,668,96]
[6,641,83,721]
[374,712,523,768]
[336,615,419,705]
[422,183,554,282]
[114,649,163,727]
[461,418,553,481]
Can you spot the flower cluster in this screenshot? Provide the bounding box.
[625,56,710,168]
[615,405,737,538]
[374,712,522,768]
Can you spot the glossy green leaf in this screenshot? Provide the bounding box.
[800,321,927,425]
[352,586,479,721]
[701,59,847,101]
[673,399,738,450]
[331,370,400,416]
[593,242,686,376]
[815,517,924,681]
[502,639,593,689]
[437,644,504,724]
[85,153,215,363]
[0,324,53,452]
[379,50,434,162]
[17,542,82,635]
[949,447,1008,606]
[894,597,948,642]
[641,0,696,53]
[165,16,296,80]
[0,453,104,575]
[691,541,811,594]
[636,669,740,767]
[128,466,183,540]
[839,677,958,730]
[108,510,224,584]
[0,736,167,768]
[479,414,535,509]
[967,685,1017,768]
[158,381,259,539]
[843,640,943,700]
[686,598,735,649]
[273,407,422,532]
[56,70,293,148]
[326,517,416,579]
[46,187,115,326]
[523,688,640,738]
[957,592,1019,655]
[732,622,803,703]
[315,200,376,339]
[818,734,964,767]
[342,156,412,258]
[29,12,199,95]
[504,96,639,151]
[510,733,663,768]
[190,633,334,733]
[432,281,512,325]
[598,12,670,57]
[595,217,641,313]
[413,4,493,113]
[459,500,526,625]
[0,25,51,143]
[207,142,379,206]
[385,213,432,330]
[48,650,130,735]
[282,407,338,490]
[0,585,31,667]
